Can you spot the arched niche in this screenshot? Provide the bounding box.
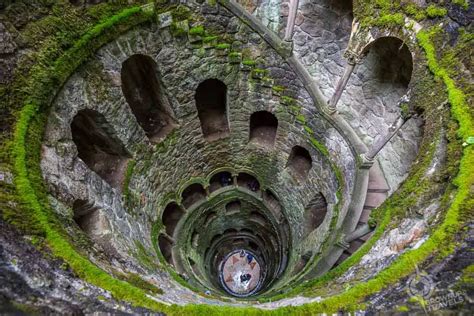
[70,109,129,189]
[209,171,233,193]
[249,211,267,226]
[121,54,176,142]
[237,172,260,192]
[162,202,185,237]
[263,190,282,218]
[73,199,113,252]
[303,193,328,237]
[249,111,278,147]
[286,146,312,180]
[223,228,239,235]
[158,234,174,265]
[181,183,207,209]
[204,211,217,227]
[195,79,229,141]
[363,37,413,88]
[225,200,241,215]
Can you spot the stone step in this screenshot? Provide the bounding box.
[358,208,371,223]
[347,240,364,254]
[367,161,390,193]
[358,231,374,242]
[364,191,387,209]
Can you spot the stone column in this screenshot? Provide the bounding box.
[284,0,300,41]
[232,173,238,186]
[327,50,365,112]
[364,115,411,161]
[345,224,372,243]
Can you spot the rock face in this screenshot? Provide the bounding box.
[0,0,471,314]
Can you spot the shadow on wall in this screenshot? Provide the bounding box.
[121,54,177,143]
[286,145,312,180]
[249,111,278,148]
[195,79,230,141]
[70,109,130,189]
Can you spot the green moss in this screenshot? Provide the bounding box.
[271,85,285,93]
[426,4,447,18]
[117,272,164,295]
[228,51,241,58]
[171,5,191,21]
[308,138,330,157]
[280,95,296,107]
[374,13,405,27]
[397,305,409,312]
[451,0,469,9]
[295,114,306,124]
[134,240,161,271]
[242,59,256,66]
[403,3,427,20]
[171,20,189,37]
[122,159,136,209]
[203,35,218,43]
[215,43,231,50]
[189,25,204,36]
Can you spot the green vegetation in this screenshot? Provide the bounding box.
[280,95,296,106]
[134,240,161,271]
[373,13,404,27]
[426,5,447,18]
[203,35,218,43]
[451,0,469,9]
[116,272,163,295]
[189,25,205,36]
[215,43,231,50]
[171,20,189,37]
[242,59,257,66]
[171,4,191,21]
[122,159,136,210]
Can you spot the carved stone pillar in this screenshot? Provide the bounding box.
[327,49,366,112]
[364,115,411,161]
[284,0,300,41]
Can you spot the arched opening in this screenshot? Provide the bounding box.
[162,202,185,237]
[250,211,267,226]
[158,234,173,265]
[225,200,241,215]
[365,37,413,88]
[248,240,259,252]
[71,109,129,189]
[249,111,278,147]
[209,171,233,193]
[121,54,176,141]
[287,146,312,180]
[73,200,115,253]
[237,173,260,193]
[204,211,217,227]
[223,228,239,235]
[263,190,282,218]
[195,79,229,141]
[181,183,206,209]
[303,193,328,237]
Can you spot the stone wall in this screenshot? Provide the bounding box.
[40,2,357,302]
